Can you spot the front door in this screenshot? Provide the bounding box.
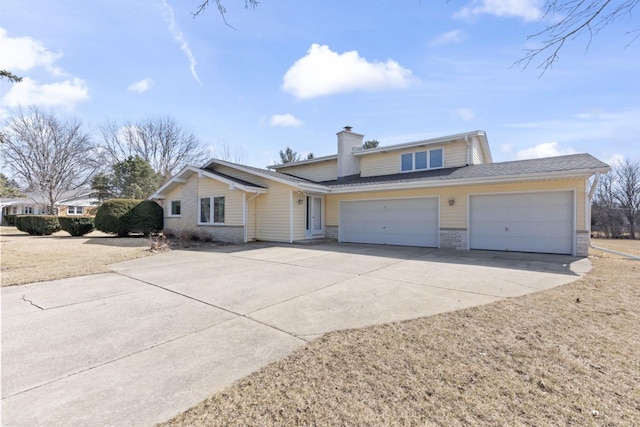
[306,196,323,237]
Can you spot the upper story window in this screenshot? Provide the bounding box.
[401,148,444,172]
[169,200,181,217]
[198,196,225,225]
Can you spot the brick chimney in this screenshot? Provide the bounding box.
[337,126,363,178]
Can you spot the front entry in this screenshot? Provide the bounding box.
[306,196,323,238]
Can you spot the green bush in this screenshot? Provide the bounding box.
[3,214,17,226]
[59,217,95,236]
[95,199,163,237]
[15,215,61,235]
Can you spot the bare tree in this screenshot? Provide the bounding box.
[210,141,246,164]
[592,172,625,237]
[611,158,640,238]
[98,116,207,178]
[193,0,258,25]
[1,106,97,212]
[0,70,22,83]
[517,0,640,71]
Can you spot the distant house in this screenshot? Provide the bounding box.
[0,189,99,224]
[151,127,610,257]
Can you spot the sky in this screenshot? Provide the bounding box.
[1,0,639,168]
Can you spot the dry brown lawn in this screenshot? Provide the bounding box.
[0,226,152,286]
[592,238,640,257]
[162,245,640,426]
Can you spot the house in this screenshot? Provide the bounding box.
[1,189,99,224]
[151,127,610,256]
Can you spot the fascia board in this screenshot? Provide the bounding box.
[328,169,607,194]
[352,130,486,157]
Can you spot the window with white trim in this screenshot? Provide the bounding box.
[401,148,444,172]
[24,206,34,214]
[198,196,225,224]
[169,200,181,216]
[68,206,84,215]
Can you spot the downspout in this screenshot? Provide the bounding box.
[587,172,600,253]
[465,135,471,165]
[245,192,261,243]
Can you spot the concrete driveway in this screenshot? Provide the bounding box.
[1,243,590,426]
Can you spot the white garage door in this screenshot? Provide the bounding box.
[339,198,439,247]
[469,191,574,255]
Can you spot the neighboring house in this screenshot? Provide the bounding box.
[0,189,99,224]
[151,127,610,256]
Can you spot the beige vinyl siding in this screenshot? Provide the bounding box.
[255,181,296,242]
[292,194,307,241]
[444,140,467,167]
[472,140,483,164]
[326,178,586,230]
[360,141,467,177]
[198,177,244,226]
[273,160,338,182]
[246,195,257,241]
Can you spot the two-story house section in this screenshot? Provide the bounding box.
[152,127,609,256]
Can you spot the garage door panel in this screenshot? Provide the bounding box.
[340,198,438,247]
[470,192,573,255]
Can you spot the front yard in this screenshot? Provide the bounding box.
[162,244,640,426]
[0,226,152,286]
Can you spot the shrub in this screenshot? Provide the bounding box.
[15,215,61,235]
[3,214,17,226]
[95,199,163,237]
[59,217,95,236]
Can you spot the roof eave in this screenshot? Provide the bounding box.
[328,168,606,194]
[352,130,486,157]
[267,155,338,170]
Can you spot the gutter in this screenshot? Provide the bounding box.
[328,169,606,194]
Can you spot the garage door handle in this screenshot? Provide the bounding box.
[505,226,509,231]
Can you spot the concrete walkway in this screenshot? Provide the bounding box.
[1,243,591,426]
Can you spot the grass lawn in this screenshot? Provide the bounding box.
[0,226,152,286]
[161,244,640,426]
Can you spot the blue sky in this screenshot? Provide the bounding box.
[1,0,639,168]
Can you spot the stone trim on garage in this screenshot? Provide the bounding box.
[439,228,467,250]
[576,230,589,257]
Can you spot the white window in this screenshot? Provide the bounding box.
[68,206,83,215]
[198,196,225,225]
[400,148,444,172]
[24,206,34,214]
[169,200,181,217]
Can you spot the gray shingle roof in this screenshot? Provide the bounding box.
[320,153,610,188]
[205,159,319,185]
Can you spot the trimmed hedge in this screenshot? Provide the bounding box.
[15,215,61,235]
[95,199,163,237]
[59,217,95,236]
[3,214,17,226]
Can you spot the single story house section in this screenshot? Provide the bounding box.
[1,189,99,224]
[151,127,610,256]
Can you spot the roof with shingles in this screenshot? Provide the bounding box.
[319,153,610,188]
[205,159,320,185]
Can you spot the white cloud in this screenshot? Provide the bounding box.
[605,153,625,166]
[128,78,153,93]
[2,77,89,108]
[270,113,303,127]
[455,0,542,22]
[455,107,475,121]
[159,0,202,85]
[0,27,63,75]
[430,30,467,47]
[282,44,413,99]
[516,142,576,160]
